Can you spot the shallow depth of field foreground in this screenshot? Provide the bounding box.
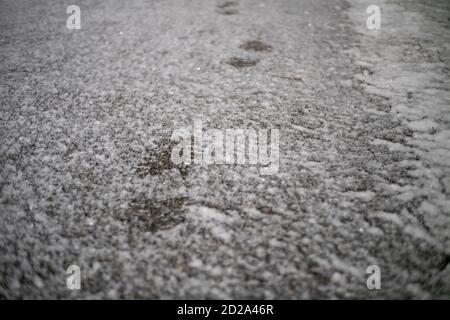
[0,0,449,299]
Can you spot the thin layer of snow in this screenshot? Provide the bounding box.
[348,0,450,254]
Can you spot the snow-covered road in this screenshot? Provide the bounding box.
[1,0,449,299]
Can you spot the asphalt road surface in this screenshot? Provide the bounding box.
[1,0,449,299]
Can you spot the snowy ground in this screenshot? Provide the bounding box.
[0,0,449,299]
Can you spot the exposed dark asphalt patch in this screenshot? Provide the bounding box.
[216,1,239,15]
[136,142,188,178]
[257,206,274,215]
[226,57,259,68]
[126,197,187,232]
[239,40,272,52]
[274,75,303,82]
[217,8,239,15]
[360,65,374,76]
[217,1,238,9]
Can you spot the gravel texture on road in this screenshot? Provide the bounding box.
[1,0,449,299]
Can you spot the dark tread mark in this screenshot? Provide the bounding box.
[226,57,259,68]
[217,1,238,9]
[217,8,239,15]
[136,142,188,178]
[274,75,303,82]
[239,40,272,52]
[216,0,239,15]
[126,197,187,232]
